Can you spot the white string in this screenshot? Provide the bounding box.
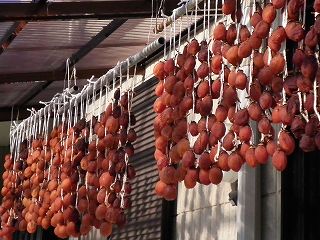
[282,2,288,105]
[300,0,307,49]
[235,0,242,45]
[314,80,320,121]
[72,66,77,87]
[112,70,116,105]
[173,10,176,57]
[208,0,211,40]
[98,79,103,121]
[194,0,198,39]
[214,0,218,25]
[178,17,183,51]
[203,0,206,40]
[218,67,225,104]
[104,74,109,111]
[89,83,96,143]
[119,62,123,94]
[297,91,308,121]
[248,2,255,99]
[80,88,84,120]
[169,23,173,59]
[214,141,221,161]
[164,16,167,58]
[186,6,191,42]
[64,59,70,90]
[127,58,130,89]
[60,95,67,190]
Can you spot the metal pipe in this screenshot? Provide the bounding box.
[154,0,204,33]
[11,37,164,134]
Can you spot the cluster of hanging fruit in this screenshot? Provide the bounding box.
[0,89,137,239]
[153,0,320,201]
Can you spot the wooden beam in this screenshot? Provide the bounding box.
[0,68,109,84]
[0,0,180,21]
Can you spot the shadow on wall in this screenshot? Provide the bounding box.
[177,182,237,240]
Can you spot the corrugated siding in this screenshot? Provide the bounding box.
[9,20,112,49]
[176,182,237,240]
[110,78,162,240]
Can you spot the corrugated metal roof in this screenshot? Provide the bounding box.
[76,17,201,70]
[76,45,142,69]
[104,18,199,43]
[9,20,113,49]
[0,20,113,74]
[0,15,203,110]
[1,17,199,74]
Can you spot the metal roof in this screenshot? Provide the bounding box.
[0,0,205,121]
[1,20,114,74]
[10,20,113,49]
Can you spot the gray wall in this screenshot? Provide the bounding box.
[261,162,282,240]
[176,182,237,240]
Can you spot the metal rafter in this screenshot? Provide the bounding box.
[0,0,180,21]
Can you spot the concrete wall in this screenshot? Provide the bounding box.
[175,160,282,240]
[176,183,237,240]
[261,162,282,240]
